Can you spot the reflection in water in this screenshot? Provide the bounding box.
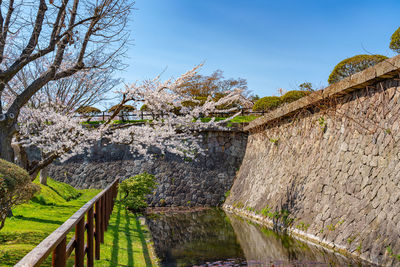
[146,209,365,267]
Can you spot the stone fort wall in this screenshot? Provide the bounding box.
[48,130,247,207]
[224,55,400,266]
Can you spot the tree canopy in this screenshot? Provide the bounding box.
[390,27,400,54]
[328,54,388,84]
[75,106,101,114]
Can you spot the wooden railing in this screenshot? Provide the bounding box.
[75,108,265,123]
[16,178,119,267]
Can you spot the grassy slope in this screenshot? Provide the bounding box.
[0,178,156,266]
[200,115,259,124]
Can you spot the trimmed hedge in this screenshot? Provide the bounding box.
[109,104,136,112]
[75,106,101,114]
[252,96,282,112]
[328,54,388,84]
[0,159,39,230]
[281,90,309,104]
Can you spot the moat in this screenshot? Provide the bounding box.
[145,208,367,267]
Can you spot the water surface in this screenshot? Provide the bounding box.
[145,208,366,267]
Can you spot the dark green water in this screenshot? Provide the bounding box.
[145,209,368,267]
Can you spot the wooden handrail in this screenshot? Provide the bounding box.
[15,178,119,267]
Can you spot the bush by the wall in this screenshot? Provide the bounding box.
[281,90,308,104]
[328,54,388,84]
[0,159,40,230]
[119,172,157,212]
[253,96,282,112]
[390,27,400,54]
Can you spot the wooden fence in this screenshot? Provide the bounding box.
[76,108,265,123]
[15,178,119,267]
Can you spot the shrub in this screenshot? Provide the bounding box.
[281,90,308,104]
[140,104,149,111]
[75,106,101,114]
[390,27,400,54]
[109,104,136,112]
[298,82,314,92]
[119,172,157,212]
[328,54,388,84]
[252,96,282,112]
[0,159,40,230]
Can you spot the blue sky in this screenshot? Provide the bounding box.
[117,0,400,98]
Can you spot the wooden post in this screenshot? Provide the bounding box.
[95,200,101,259]
[75,217,85,267]
[100,196,105,243]
[52,237,66,267]
[87,207,94,267]
[101,195,106,240]
[105,192,109,229]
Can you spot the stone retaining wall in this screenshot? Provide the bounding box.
[225,56,400,266]
[48,130,247,207]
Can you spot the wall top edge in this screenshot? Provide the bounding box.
[245,55,400,132]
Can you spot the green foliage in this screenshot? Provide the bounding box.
[390,27,400,53]
[261,205,273,218]
[75,106,101,114]
[386,246,400,261]
[224,190,230,199]
[318,117,327,132]
[347,235,356,244]
[298,82,314,92]
[252,96,282,112]
[140,104,149,111]
[0,159,40,230]
[233,201,244,209]
[119,172,157,212]
[109,104,136,112]
[281,90,308,104]
[269,138,279,145]
[296,222,310,231]
[328,54,388,84]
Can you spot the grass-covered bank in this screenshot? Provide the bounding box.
[0,178,156,266]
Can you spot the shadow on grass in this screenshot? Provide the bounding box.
[134,215,152,267]
[12,215,64,225]
[124,209,134,266]
[110,200,122,267]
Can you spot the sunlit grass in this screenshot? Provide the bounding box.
[0,178,156,266]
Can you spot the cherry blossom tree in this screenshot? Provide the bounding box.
[0,0,133,162]
[15,65,251,180]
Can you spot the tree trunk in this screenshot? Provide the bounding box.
[0,124,14,163]
[39,166,49,185]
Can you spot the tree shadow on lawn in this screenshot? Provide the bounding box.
[110,200,121,266]
[133,213,152,267]
[12,215,65,226]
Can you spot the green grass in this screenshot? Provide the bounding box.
[94,195,156,266]
[82,115,259,126]
[199,115,259,124]
[0,178,156,266]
